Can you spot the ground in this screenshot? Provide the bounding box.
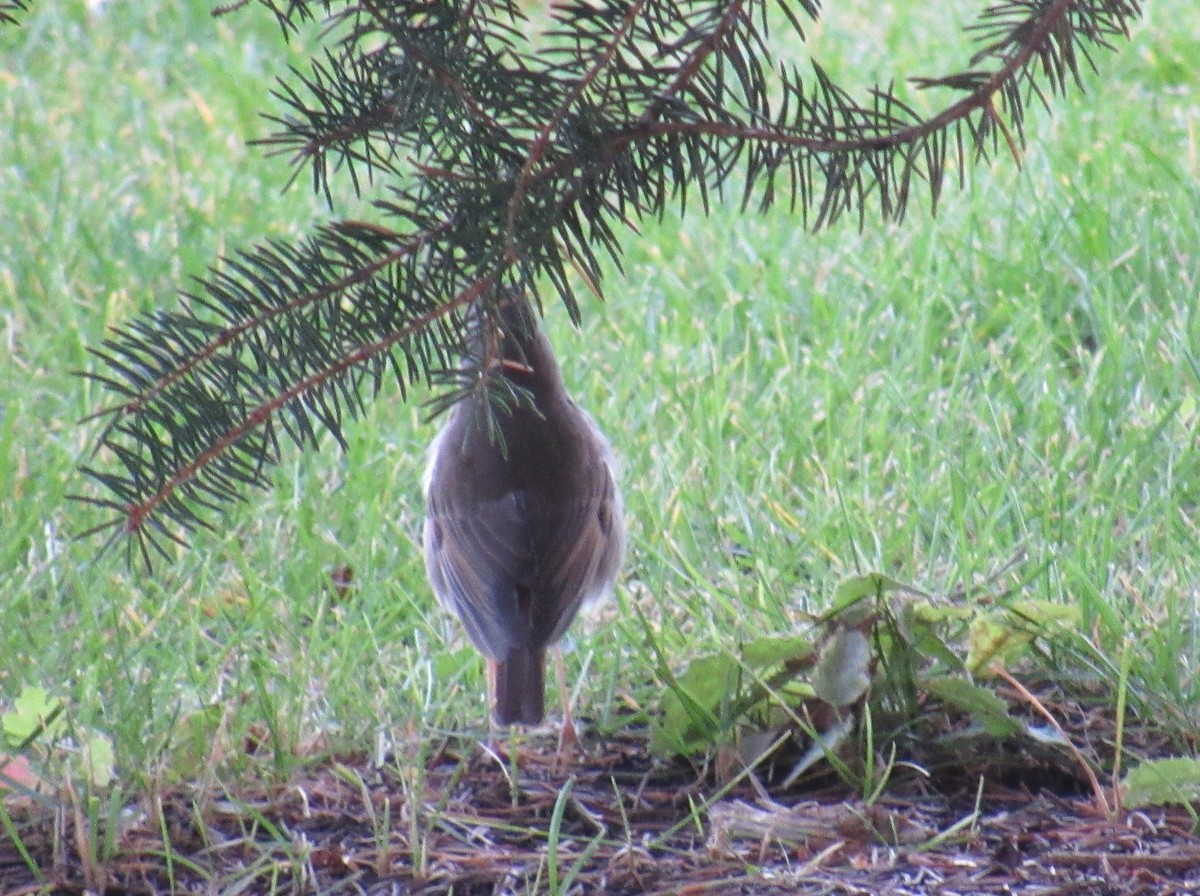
[5,722,1200,896]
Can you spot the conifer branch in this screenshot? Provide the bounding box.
[74,0,1142,564]
[1,0,29,26]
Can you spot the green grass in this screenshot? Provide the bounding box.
[2,0,1198,801]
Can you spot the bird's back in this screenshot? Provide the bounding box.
[424,374,623,659]
[422,293,624,725]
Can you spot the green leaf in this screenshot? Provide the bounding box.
[967,612,1034,673]
[924,675,1021,737]
[80,732,116,789]
[895,601,967,671]
[967,600,1081,673]
[812,628,871,708]
[829,573,909,626]
[1122,758,1200,809]
[832,573,888,609]
[741,634,816,670]
[157,704,224,783]
[1005,599,1080,627]
[674,654,740,715]
[650,653,734,758]
[907,600,975,626]
[2,687,64,748]
[434,646,478,683]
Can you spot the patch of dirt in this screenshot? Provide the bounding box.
[4,724,1200,895]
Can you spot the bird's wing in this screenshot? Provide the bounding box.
[425,456,622,656]
[523,452,624,646]
[424,488,531,661]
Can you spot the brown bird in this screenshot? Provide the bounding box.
[422,291,625,735]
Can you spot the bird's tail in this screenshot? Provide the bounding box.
[491,648,546,725]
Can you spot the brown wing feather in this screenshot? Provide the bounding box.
[521,447,623,645]
[423,402,623,661]
[424,487,530,660]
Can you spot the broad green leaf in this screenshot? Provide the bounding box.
[1005,600,1080,627]
[80,732,116,789]
[832,574,888,611]
[967,599,1079,673]
[1122,758,1200,809]
[897,602,968,671]
[160,704,224,783]
[967,612,1035,673]
[674,654,740,713]
[812,628,871,708]
[650,654,734,757]
[434,646,477,682]
[924,675,1021,737]
[829,573,910,626]
[741,634,816,670]
[1180,391,1197,427]
[2,687,64,748]
[907,600,975,625]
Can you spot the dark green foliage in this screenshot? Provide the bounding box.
[71,0,1141,563]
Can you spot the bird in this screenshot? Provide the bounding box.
[422,290,625,742]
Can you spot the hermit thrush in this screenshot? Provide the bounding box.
[423,292,625,731]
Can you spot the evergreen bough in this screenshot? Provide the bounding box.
[66,0,1141,566]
